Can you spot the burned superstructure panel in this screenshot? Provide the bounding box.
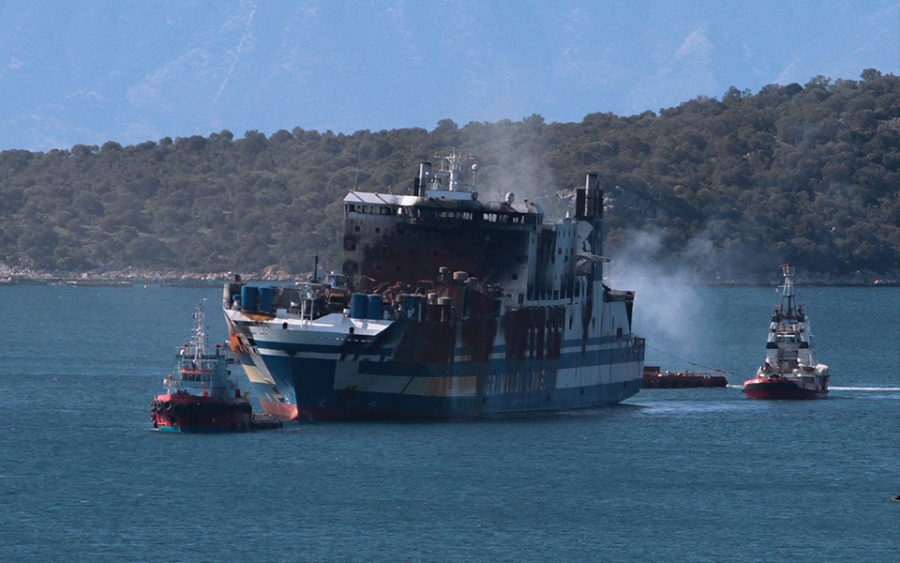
[341,159,593,308]
[341,193,536,293]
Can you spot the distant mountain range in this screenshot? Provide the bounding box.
[2,2,897,152]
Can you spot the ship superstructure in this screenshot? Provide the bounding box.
[151,302,253,432]
[223,153,645,420]
[743,263,830,399]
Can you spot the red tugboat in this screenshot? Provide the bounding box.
[743,264,830,400]
[151,302,280,432]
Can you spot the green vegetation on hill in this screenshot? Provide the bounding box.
[1,70,897,281]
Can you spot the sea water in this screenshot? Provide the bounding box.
[1,284,898,562]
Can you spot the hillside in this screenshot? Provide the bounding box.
[1,70,897,284]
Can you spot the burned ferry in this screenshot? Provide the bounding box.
[223,153,645,420]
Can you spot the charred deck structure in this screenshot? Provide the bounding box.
[223,153,645,420]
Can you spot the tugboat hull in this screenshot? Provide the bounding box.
[151,395,252,432]
[742,376,828,400]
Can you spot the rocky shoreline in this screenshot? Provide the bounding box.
[0,266,288,287]
[1,264,897,287]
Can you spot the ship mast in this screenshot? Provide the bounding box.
[191,301,208,363]
[433,150,474,192]
[778,263,797,317]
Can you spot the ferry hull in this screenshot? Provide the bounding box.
[255,377,643,421]
[252,380,643,421]
[234,335,644,421]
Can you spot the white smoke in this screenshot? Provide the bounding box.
[606,227,706,370]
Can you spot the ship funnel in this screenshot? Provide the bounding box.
[417,162,433,195]
[449,168,461,191]
[575,173,602,220]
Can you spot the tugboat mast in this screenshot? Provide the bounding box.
[190,301,209,365]
[778,263,797,317]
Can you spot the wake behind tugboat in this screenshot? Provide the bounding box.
[150,302,282,432]
[743,264,830,400]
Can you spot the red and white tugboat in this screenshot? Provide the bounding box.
[150,302,255,432]
[743,264,830,400]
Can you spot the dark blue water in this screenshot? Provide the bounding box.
[1,284,898,562]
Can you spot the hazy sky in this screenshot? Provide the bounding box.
[1,0,897,152]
